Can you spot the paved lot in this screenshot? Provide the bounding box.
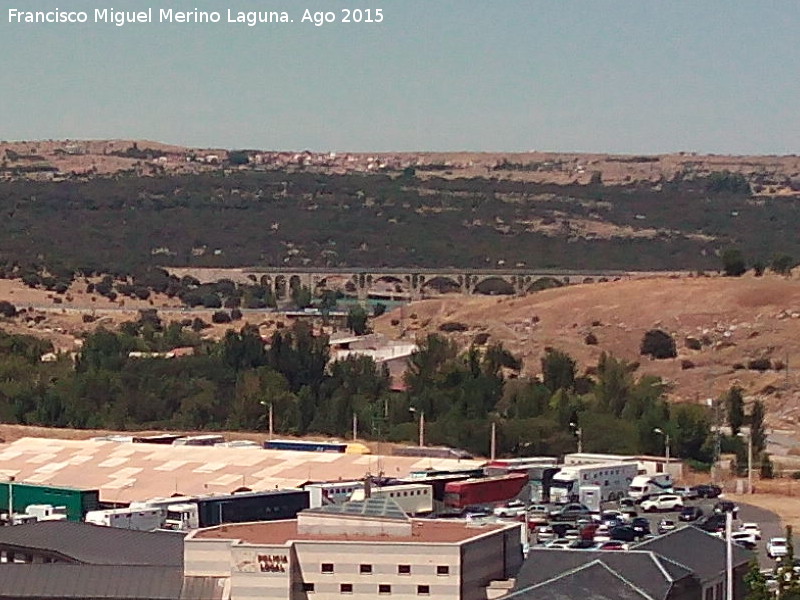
[490,495,791,569]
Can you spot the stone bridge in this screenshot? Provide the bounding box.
[246,268,630,300]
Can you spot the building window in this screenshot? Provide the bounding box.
[398,565,411,575]
[379,584,392,594]
[340,583,353,594]
[302,582,315,592]
[321,563,334,574]
[417,585,430,595]
[436,565,450,576]
[360,564,373,574]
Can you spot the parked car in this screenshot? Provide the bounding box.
[620,509,638,522]
[564,527,581,540]
[679,506,704,522]
[598,540,629,551]
[551,522,574,537]
[594,524,611,542]
[731,532,758,550]
[631,517,651,537]
[698,514,726,534]
[619,497,637,509]
[739,523,762,540]
[600,510,625,527]
[692,484,722,499]
[535,525,555,542]
[713,501,739,518]
[569,539,597,550]
[610,525,638,542]
[658,519,677,535]
[641,495,684,512]
[545,538,573,549]
[550,503,594,522]
[673,486,699,500]
[768,537,789,559]
[494,500,526,518]
[464,505,493,519]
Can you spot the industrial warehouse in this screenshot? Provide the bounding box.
[0,432,760,600]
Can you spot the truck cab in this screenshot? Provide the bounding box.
[163,503,199,530]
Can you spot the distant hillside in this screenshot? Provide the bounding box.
[0,165,799,275]
[374,274,800,428]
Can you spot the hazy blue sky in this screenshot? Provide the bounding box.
[2,0,798,153]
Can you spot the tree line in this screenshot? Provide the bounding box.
[0,315,765,468]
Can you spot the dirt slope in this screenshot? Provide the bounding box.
[375,273,800,427]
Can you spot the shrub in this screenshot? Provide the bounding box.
[0,300,17,318]
[191,317,210,331]
[721,249,746,277]
[584,332,598,345]
[747,358,771,372]
[685,337,702,351]
[640,329,677,359]
[230,308,243,321]
[732,362,745,370]
[438,321,468,332]
[473,332,491,345]
[680,359,695,370]
[211,311,232,324]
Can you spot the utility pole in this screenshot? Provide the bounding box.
[419,411,425,447]
[261,400,274,440]
[352,412,358,441]
[726,510,733,600]
[490,422,497,461]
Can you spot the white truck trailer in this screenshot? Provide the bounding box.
[85,506,164,531]
[550,461,639,504]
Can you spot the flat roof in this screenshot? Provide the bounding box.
[0,437,485,504]
[192,518,513,545]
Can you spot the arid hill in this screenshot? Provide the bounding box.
[375,273,800,428]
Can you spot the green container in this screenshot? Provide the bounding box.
[0,482,100,521]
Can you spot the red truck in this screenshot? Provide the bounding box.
[443,473,529,508]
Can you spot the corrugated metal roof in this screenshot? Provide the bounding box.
[0,564,183,599]
[0,521,184,566]
[0,437,485,504]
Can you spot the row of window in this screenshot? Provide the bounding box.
[321,564,449,576]
[581,469,625,479]
[387,489,429,497]
[303,583,431,595]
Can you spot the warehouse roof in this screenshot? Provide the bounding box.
[0,521,184,566]
[0,564,183,600]
[0,437,485,504]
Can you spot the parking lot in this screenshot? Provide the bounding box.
[481,493,790,569]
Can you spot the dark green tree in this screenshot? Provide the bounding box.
[743,559,771,600]
[540,348,576,393]
[346,306,369,336]
[722,249,747,277]
[640,329,677,359]
[771,253,796,276]
[724,385,745,436]
[749,399,767,455]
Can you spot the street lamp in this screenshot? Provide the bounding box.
[653,428,671,467]
[409,407,424,447]
[738,431,753,494]
[569,422,583,453]
[259,400,274,440]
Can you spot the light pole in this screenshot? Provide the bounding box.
[654,428,670,467]
[569,422,583,453]
[409,407,424,447]
[738,431,753,494]
[259,400,274,440]
[6,476,14,525]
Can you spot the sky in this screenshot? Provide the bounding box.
[1,0,799,154]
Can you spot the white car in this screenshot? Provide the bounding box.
[545,538,573,549]
[494,500,526,518]
[731,531,758,549]
[594,524,611,542]
[535,525,555,542]
[768,537,789,559]
[739,523,762,540]
[640,494,684,512]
